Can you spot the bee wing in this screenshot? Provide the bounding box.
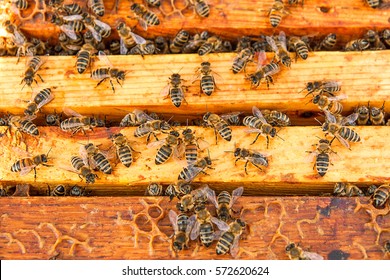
[88,25,102,42]
[302,251,324,260]
[305,150,319,163]
[265,36,278,53]
[134,109,154,122]
[12,29,26,46]
[230,235,241,258]
[190,217,200,240]
[138,18,148,31]
[327,94,347,101]
[204,185,218,209]
[335,133,351,149]
[186,216,195,235]
[60,25,78,40]
[340,112,358,126]
[176,141,186,159]
[63,107,82,117]
[252,106,268,123]
[322,80,341,89]
[12,147,33,158]
[183,166,203,182]
[130,32,147,45]
[98,50,113,67]
[324,110,336,123]
[160,84,170,97]
[146,139,165,148]
[95,19,111,32]
[36,89,54,109]
[256,50,267,70]
[119,38,129,55]
[168,209,179,233]
[197,138,210,151]
[19,165,35,176]
[244,128,263,134]
[63,15,83,21]
[230,186,244,207]
[211,217,230,232]
[278,31,288,51]
[220,112,243,121]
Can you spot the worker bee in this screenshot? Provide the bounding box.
[92,51,126,93]
[333,183,364,197]
[146,183,163,196]
[266,32,291,67]
[232,147,269,174]
[147,130,182,165]
[0,37,7,56]
[3,20,28,59]
[384,240,390,255]
[60,108,102,135]
[198,36,223,56]
[110,133,136,168]
[216,219,246,257]
[175,186,208,212]
[371,184,390,208]
[364,30,386,50]
[224,112,242,126]
[203,112,237,144]
[311,94,346,115]
[355,103,370,125]
[45,111,62,126]
[168,210,192,252]
[11,149,52,179]
[109,40,120,55]
[382,29,390,47]
[322,111,360,149]
[146,0,161,7]
[206,186,243,222]
[130,3,160,30]
[69,185,89,196]
[370,102,385,125]
[11,0,28,10]
[170,30,190,53]
[301,80,341,97]
[243,106,279,148]
[261,109,291,126]
[119,109,151,127]
[21,56,45,90]
[116,22,146,55]
[268,0,289,28]
[83,14,111,42]
[246,51,280,89]
[231,47,255,74]
[182,32,207,54]
[70,156,98,184]
[189,0,210,18]
[288,36,309,60]
[80,143,112,174]
[88,0,105,17]
[6,114,39,137]
[315,33,337,51]
[47,184,66,196]
[128,40,156,56]
[51,13,85,41]
[155,36,169,54]
[179,128,209,165]
[134,117,171,143]
[285,243,324,260]
[161,72,187,108]
[76,43,97,74]
[58,32,82,54]
[365,0,381,9]
[165,182,193,201]
[23,88,54,117]
[192,61,219,96]
[306,138,336,177]
[178,156,213,182]
[345,39,370,51]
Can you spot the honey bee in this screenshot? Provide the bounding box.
[21,56,45,90]
[155,36,169,54]
[182,33,207,54]
[370,102,385,125]
[11,149,52,179]
[178,156,213,183]
[92,51,126,93]
[243,106,278,148]
[224,112,242,126]
[315,33,337,51]
[119,109,151,127]
[268,0,289,28]
[51,13,85,41]
[83,14,111,42]
[146,182,163,196]
[134,118,171,143]
[168,210,192,252]
[285,243,324,260]
[165,182,193,200]
[0,38,7,56]
[232,147,269,174]
[306,138,336,177]
[355,103,370,125]
[333,182,364,197]
[311,94,346,115]
[11,0,28,10]
[116,22,146,55]
[80,143,112,174]
[384,240,390,255]
[231,47,255,74]
[322,111,360,149]
[261,109,291,126]
[76,43,97,74]
[60,108,101,135]
[45,110,62,126]
[192,61,219,96]
[23,88,54,117]
[175,187,208,212]
[109,40,120,55]
[364,30,386,50]
[128,40,156,56]
[189,0,210,18]
[266,32,291,67]
[179,128,209,165]
[216,219,246,257]
[88,0,105,17]
[70,155,98,184]
[161,72,187,108]
[246,51,280,89]
[3,20,29,59]
[203,112,238,144]
[6,114,39,137]
[146,0,161,7]
[47,184,66,196]
[206,186,244,222]
[288,36,309,60]
[371,184,390,208]
[147,130,182,165]
[69,185,89,196]
[58,32,82,54]
[382,29,390,47]
[130,3,160,31]
[110,133,136,168]
[301,80,341,97]
[345,39,370,51]
[170,30,190,53]
[198,36,223,56]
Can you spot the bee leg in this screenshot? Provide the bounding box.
[109,79,115,93]
[252,163,264,172]
[266,136,269,149]
[95,77,108,89]
[250,133,261,145]
[234,158,240,166]
[213,128,218,145]
[329,136,336,145]
[244,160,249,175]
[34,167,37,181]
[37,74,44,83]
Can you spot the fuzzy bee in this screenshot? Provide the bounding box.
[120,109,152,127]
[130,3,160,30]
[11,148,52,179]
[80,143,112,174]
[286,243,324,260]
[146,183,163,196]
[83,14,111,42]
[170,30,190,53]
[268,0,289,28]
[161,72,187,108]
[345,39,370,51]
[70,156,98,184]
[178,128,209,165]
[333,183,364,197]
[231,147,269,174]
[88,0,105,17]
[51,13,85,41]
[301,80,341,97]
[192,61,219,96]
[369,102,385,125]
[231,47,255,74]
[47,184,66,196]
[60,108,103,136]
[168,210,193,252]
[21,56,45,90]
[306,138,336,177]
[23,88,54,117]
[147,130,182,165]
[165,182,193,201]
[215,219,246,257]
[203,112,240,144]
[266,31,291,67]
[315,33,337,51]
[110,133,137,168]
[370,184,390,208]
[189,0,210,18]
[246,51,280,89]
[178,156,213,183]
[116,22,147,55]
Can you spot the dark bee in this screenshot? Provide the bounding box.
[80,143,112,174]
[128,40,156,56]
[301,80,341,96]
[266,32,291,67]
[134,118,171,143]
[69,185,89,196]
[165,182,193,201]
[261,109,291,126]
[0,37,7,56]
[288,36,309,60]
[215,219,246,257]
[179,128,209,165]
[370,102,385,125]
[316,33,337,51]
[178,156,213,183]
[189,0,210,18]
[311,94,345,115]
[21,56,45,90]
[11,149,51,179]
[206,186,244,222]
[45,111,62,126]
[176,186,208,212]
[364,30,386,50]
[371,184,390,208]
[58,32,82,54]
[382,29,390,47]
[148,131,182,165]
[192,61,218,96]
[384,241,390,255]
[83,14,111,42]
[76,43,97,74]
[235,37,252,52]
[333,183,364,197]
[224,112,242,126]
[268,0,289,28]
[182,33,207,54]
[130,3,160,30]
[161,73,187,108]
[232,148,269,174]
[198,36,223,56]
[168,210,192,252]
[170,30,190,53]
[88,0,105,17]
[60,108,101,135]
[7,115,39,137]
[203,112,237,144]
[246,51,280,89]
[232,47,255,74]
[146,183,163,196]
[110,133,135,168]
[355,103,370,125]
[47,185,66,196]
[306,138,336,177]
[24,88,54,117]
[286,243,324,260]
[3,20,28,60]
[70,156,98,184]
[345,39,370,51]
[155,36,169,54]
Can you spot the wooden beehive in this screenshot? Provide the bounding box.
[0,0,390,260]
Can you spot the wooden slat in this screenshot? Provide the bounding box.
[0,196,389,260]
[10,0,390,44]
[1,126,389,195]
[0,51,389,126]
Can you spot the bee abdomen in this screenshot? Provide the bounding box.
[91,68,109,80]
[373,186,389,208]
[170,30,189,53]
[243,116,261,129]
[339,127,360,142]
[200,222,214,247]
[201,75,215,96]
[177,213,189,232]
[195,2,210,17]
[11,158,31,172]
[216,231,234,255]
[316,153,329,177]
[155,145,173,165]
[93,153,112,174]
[76,50,90,74]
[217,191,231,205]
[170,88,183,107]
[218,123,232,141]
[269,12,281,28]
[20,120,39,136]
[71,156,85,170]
[178,167,193,181]
[198,43,212,56]
[34,88,52,104]
[144,12,160,25]
[185,144,198,164]
[295,43,308,59]
[118,145,133,167]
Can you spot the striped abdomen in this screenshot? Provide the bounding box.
[373,186,389,208]
[64,3,83,14]
[134,123,151,138]
[60,118,84,131]
[11,158,34,172]
[155,144,173,165]
[76,50,91,74]
[93,152,112,174]
[328,102,343,115]
[200,75,215,96]
[117,145,133,167]
[269,10,282,27]
[216,231,234,255]
[320,33,337,50]
[29,56,42,71]
[170,87,183,107]
[34,88,52,105]
[263,62,280,76]
[294,42,308,59]
[178,166,199,181]
[198,43,213,56]
[195,1,210,17]
[185,143,198,165]
[91,0,105,16]
[15,0,28,10]
[68,20,84,32]
[339,127,360,142]
[143,11,160,26]
[243,116,262,129]
[20,119,39,136]
[91,68,110,80]
[170,30,189,53]
[177,213,189,232]
[215,120,232,141]
[199,222,214,247]
[316,153,329,177]
[71,156,85,170]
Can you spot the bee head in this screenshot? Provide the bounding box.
[321,122,329,132]
[312,94,321,104]
[116,22,125,31]
[370,107,381,117]
[85,173,96,184]
[130,3,138,11]
[285,243,296,252]
[270,127,277,137]
[170,130,180,137]
[318,139,330,145]
[54,185,66,194]
[203,112,211,122]
[160,121,171,131]
[236,219,246,228]
[173,241,183,252]
[117,70,126,81]
[233,148,241,157]
[205,156,212,165]
[201,61,210,67]
[306,82,314,92]
[182,128,192,135]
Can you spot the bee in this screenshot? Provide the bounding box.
[61,3,83,15]
[6,39,18,56]
[301,80,341,97]
[315,33,337,51]
[175,187,208,212]
[189,0,210,18]
[116,22,146,55]
[371,184,390,208]
[189,204,229,247]
[80,143,112,174]
[168,210,192,252]
[161,72,187,108]
[243,106,278,148]
[83,14,111,42]
[110,133,136,168]
[128,40,156,56]
[365,0,381,9]
[109,40,120,55]
[88,0,105,17]
[170,30,190,53]
[11,149,52,179]
[306,138,336,177]
[165,182,193,201]
[146,183,163,196]
[11,0,29,10]
[216,219,246,257]
[231,47,255,74]
[130,3,160,30]
[224,112,242,126]
[261,110,291,126]
[7,114,39,137]
[198,36,223,56]
[311,94,345,115]
[232,148,269,174]
[0,38,7,56]
[23,88,54,117]
[235,37,252,52]
[134,117,171,143]
[47,184,66,196]
[180,128,209,165]
[51,13,85,41]
[322,111,360,149]
[70,156,98,184]
[246,51,280,89]
[146,0,161,7]
[203,112,237,144]
[382,29,390,47]
[155,36,169,54]
[45,111,62,126]
[266,32,291,67]
[76,43,97,74]
[69,185,89,196]
[366,185,378,196]
[288,36,309,60]
[192,61,219,96]
[206,186,243,222]
[345,39,370,51]
[92,51,126,93]
[268,0,289,28]
[3,20,28,58]
[333,183,364,197]
[147,130,182,165]
[21,56,45,90]
[355,103,370,125]
[370,102,385,125]
[58,32,82,54]
[60,108,101,135]
[285,243,324,260]
[178,156,213,183]
[119,109,151,127]
[384,240,390,255]
[182,33,207,54]
[364,30,386,50]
